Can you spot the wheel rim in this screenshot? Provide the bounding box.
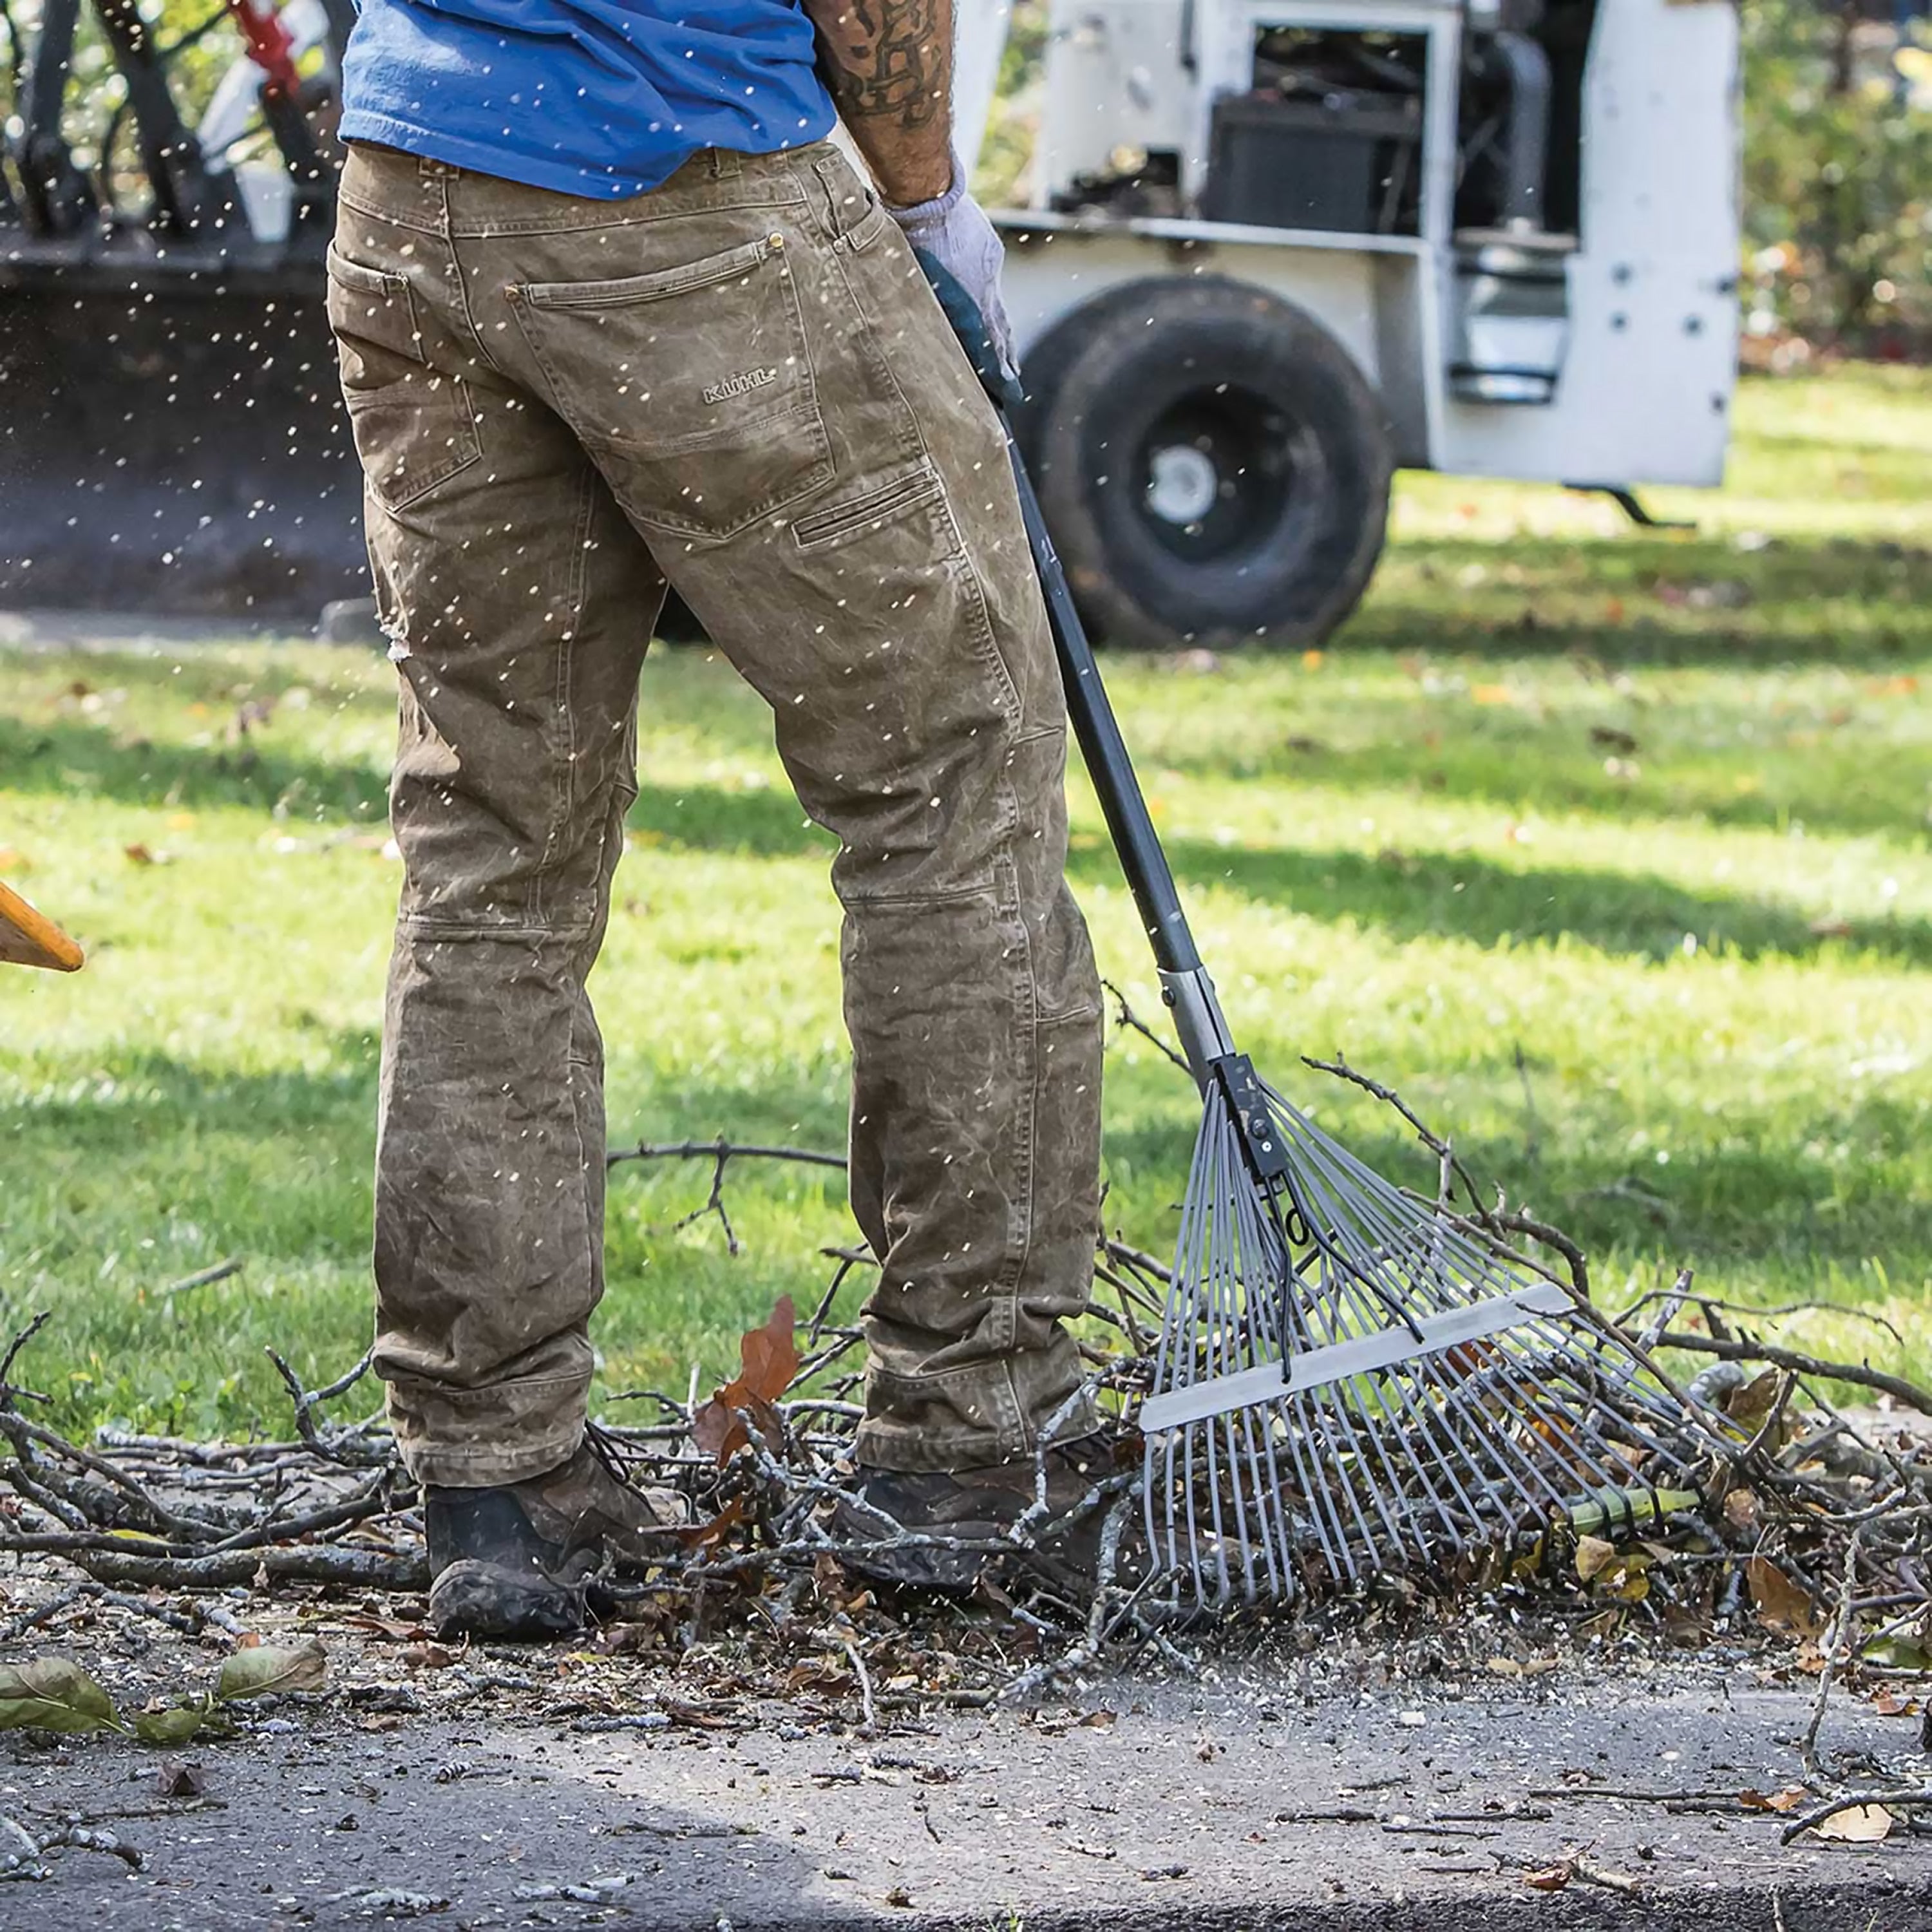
[1130,387,1318,564]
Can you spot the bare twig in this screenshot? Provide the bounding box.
[606,1135,848,1175]
[1103,978,1190,1075]
[263,1347,387,1467]
[0,1311,52,1402]
[1779,1788,1932,1844]
[162,1258,243,1296]
[839,1633,877,1734]
[1618,1289,1906,1349]
[1802,1526,1864,1777]
[1653,1331,1932,1420]
[1302,1052,1591,1295]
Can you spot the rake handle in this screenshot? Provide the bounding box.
[913,248,1217,1050]
[1001,437,1204,979]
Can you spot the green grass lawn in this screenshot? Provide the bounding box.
[3,364,1929,1442]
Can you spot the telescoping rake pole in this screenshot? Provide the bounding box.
[915,254,1700,1614]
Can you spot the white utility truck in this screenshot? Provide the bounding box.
[0,0,1741,633]
[951,0,1742,647]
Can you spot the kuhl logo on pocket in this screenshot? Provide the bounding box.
[703,366,780,406]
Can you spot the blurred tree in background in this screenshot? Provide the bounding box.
[3,0,1928,357]
[1742,0,1932,356]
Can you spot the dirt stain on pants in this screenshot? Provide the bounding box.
[327,140,1103,1485]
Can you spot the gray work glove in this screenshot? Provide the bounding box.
[886,153,1018,380]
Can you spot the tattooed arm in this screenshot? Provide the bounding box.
[800,0,954,204]
[801,0,1018,372]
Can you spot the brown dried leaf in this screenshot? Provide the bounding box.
[1522,1861,1573,1891]
[676,1497,748,1553]
[690,1298,798,1465]
[341,1615,431,1642]
[1723,1368,1782,1424]
[738,1296,799,1404]
[689,1397,748,1463]
[156,1760,208,1799]
[1573,1535,1618,1582]
[1748,1557,1826,1638]
[1739,1785,1807,1814]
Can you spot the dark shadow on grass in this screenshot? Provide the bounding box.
[10,699,1922,972]
[617,777,1932,969]
[1121,837,1932,968]
[1121,723,1925,845]
[626,776,833,860]
[9,1041,380,1168]
[0,710,392,818]
[1098,1087,1932,1294]
[1352,533,1929,670]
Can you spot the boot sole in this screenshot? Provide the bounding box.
[428,1559,586,1641]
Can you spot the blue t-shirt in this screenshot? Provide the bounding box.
[339,0,838,199]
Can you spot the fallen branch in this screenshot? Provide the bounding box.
[1801,1527,1864,1777]
[1779,1788,1932,1845]
[1653,1331,1932,1421]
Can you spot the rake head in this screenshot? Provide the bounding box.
[1139,1063,1702,1613]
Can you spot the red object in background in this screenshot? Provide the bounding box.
[223,0,304,99]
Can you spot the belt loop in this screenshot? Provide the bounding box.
[710,147,741,180]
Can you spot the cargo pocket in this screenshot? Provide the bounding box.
[325,245,482,514]
[508,230,833,543]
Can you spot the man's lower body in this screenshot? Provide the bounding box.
[327,140,1104,1631]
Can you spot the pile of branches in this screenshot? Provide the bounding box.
[3,1037,1929,1738]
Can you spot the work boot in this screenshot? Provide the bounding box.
[424,1439,684,1640]
[829,1437,1132,1598]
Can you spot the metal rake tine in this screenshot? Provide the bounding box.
[1226,1176,1297,1598]
[1448,1341,1656,1524]
[1296,1254,1437,1572]
[1397,1345,1578,1535]
[1359,1353,1510,1547]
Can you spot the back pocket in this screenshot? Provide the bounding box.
[510,231,833,543]
[327,245,482,515]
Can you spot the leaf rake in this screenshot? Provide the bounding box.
[1039,551,1697,1608]
[916,251,1702,1613]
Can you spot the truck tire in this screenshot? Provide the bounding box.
[1016,277,1392,650]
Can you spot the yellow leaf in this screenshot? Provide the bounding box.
[1472,684,1516,706]
[1816,1804,1891,1844]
